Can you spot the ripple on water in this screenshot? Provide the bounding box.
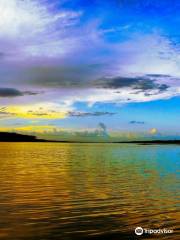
[0,143,179,239]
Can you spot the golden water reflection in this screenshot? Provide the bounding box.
[0,143,179,239]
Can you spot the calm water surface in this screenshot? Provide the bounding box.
[0,143,179,240]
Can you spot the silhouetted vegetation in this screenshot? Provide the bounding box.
[1,132,180,144]
[0,132,44,142]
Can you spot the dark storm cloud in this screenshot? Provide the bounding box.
[68,111,116,117]
[145,74,171,78]
[158,84,169,92]
[23,68,171,95]
[0,88,38,97]
[0,88,24,97]
[27,65,102,88]
[94,75,170,93]
[23,91,39,96]
[94,77,140,88]
[133,80,169,92]
[129,121,145,124]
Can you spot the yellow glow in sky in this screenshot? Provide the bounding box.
[4,104,68,119]
[0,125,61,133]
[149,128,158,135]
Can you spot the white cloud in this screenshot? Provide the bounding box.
[113,33,180,77]
[0,0,82,59]
[64,87,180,105]
[30,85,180,108]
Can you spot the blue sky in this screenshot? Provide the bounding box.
[0,0,180,139]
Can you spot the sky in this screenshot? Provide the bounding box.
[0,0,180,140]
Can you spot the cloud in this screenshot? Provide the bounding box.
[0,88,38,97]
[129,121,145,125]
[149,128,158,135]
[94,75,170,93]
[0,2,179,117]
[23,65,100,88]
[23,91,39,96]
[0,111,13,118]
[0,111,9,115]
[0,125,58,133]
[0,106,15,118]
[98,122,107,132]
[94,76,141,89]
[68,111,116,117]
[0,0,82,60]
[145,74,171,78]
[36,123,110,141]
[0,103,70,119]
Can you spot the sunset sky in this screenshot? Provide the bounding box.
[0,0,180,140]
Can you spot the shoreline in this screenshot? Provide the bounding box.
[1,132,180,144]
[1,140,180,144]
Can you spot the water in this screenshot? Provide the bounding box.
[0,143,179,240]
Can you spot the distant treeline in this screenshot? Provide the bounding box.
[0,132,43,142]
[1,132,180,144]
